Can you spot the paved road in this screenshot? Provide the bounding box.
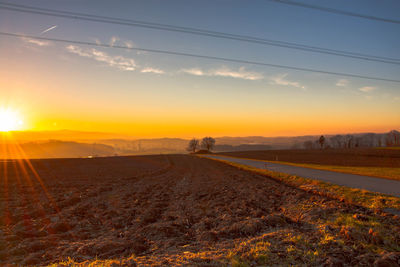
[202,155,400,197]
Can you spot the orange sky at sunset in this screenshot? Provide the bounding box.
[1,1,399,139]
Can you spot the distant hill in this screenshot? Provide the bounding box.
[0,140,115,159]
[0,130,398,159]
[6,130,133,142]
[99,138,188,155]
[215,144,272,152]
[215,135,319,149]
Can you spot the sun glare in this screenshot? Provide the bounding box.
[0,108,23,132]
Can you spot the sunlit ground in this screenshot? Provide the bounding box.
[1,128,60,240]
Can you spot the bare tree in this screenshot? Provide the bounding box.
[386,130,400,147]
[354,136,362,148]
[318,135,325,149]
[186,138,199,153]
[393,130,400,146]
[343,134,354,148]
[201,137,216,152]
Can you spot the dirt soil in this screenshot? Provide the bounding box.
[0,155,399,266]
[219,148,400,167]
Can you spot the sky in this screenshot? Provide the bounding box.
[0,0,399,138]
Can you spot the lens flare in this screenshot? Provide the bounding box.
[0,108,23,132]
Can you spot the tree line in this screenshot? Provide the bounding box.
[187,137,215,153]
[303,130,400,149]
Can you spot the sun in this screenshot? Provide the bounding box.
[0,108,23,132]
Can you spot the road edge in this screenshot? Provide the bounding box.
[198,155,400,218]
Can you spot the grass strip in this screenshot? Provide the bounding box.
[200,155,400,212]
[215,154,400,181]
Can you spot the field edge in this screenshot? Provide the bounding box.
[199,155,400,213]
[214,154,400,181]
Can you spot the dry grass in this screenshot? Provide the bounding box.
[252,159,400,181]
[219,148,400,167]
[3,155,400,266]
[275,162,400,181]
[204,156,400,211]
[377,146,400,150]
[48,256,137,267]
[202,157,400,266]
[214,153,400,181]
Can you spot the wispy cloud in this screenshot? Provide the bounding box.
[181,68,205,76]
[124,41,134,49]
[40,25,57,34]
[109,36,119,47]
[180,66,263,80]
[269,73,305,89]
[66,45,136,71]
[141,67,165,74]
[336,79,349,87]
[359,86,376,92]
[210,66,263,80]
[22,37,51,47]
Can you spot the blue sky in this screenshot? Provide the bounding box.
[0,0,399,137]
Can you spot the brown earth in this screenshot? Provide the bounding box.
[219,148,400,167]
[0,155,399,266]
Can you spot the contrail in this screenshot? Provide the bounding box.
[40,25,57,34]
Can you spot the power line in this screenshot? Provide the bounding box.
[1,2,398,64]
[1,31,399,83]
[265,0,400,24]
[0,2,399,65]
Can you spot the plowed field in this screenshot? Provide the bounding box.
[219,148,400,167]
[1,155,399,266]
